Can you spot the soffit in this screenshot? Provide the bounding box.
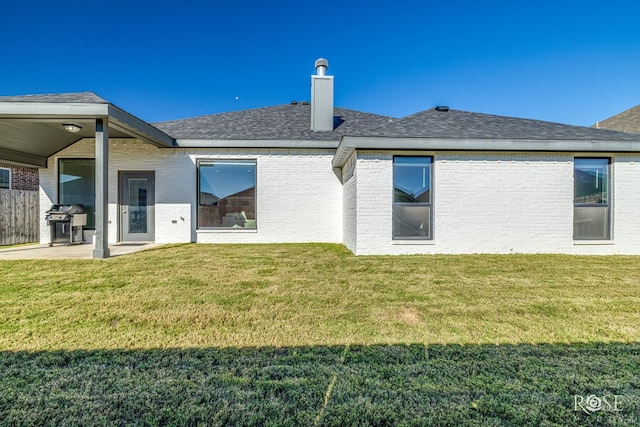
[0,100,174,167]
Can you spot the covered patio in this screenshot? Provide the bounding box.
[0,242,160,260]
[0,93,175,258]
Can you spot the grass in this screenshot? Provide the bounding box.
[2,243,640,350]
[1,344,638,426]
[1,243,639,425]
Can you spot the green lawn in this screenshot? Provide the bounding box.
[1,243,639,425]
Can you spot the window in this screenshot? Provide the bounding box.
[0,167,10,189]
[574,158,610,240]
[393,156,432,239]
[59,159,95,228]
[198,160,256,229]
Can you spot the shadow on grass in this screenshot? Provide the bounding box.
[1,342,638,426]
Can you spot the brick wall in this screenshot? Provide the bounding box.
[342,152,357,253]
[38,138,640,254]
[0,163,39,191]
[39,138,343,245]
[193,149,342,244]
[351,150,640,255]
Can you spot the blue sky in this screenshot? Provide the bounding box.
[3,1,640,126]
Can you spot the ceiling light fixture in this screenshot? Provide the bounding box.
[62,123,82,133]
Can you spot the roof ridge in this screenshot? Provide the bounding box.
[595,103,640,133]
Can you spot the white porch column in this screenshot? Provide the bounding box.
[93,118,110,258]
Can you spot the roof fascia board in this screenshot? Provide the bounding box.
[333,136,640,167]
[176,139,338,149]
[107,105,175,148]
[0,146,47,167]
[0,102,109,118]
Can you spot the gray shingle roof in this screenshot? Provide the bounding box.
[153,104,395,140]
[364,108,640,141]
[0,92,108,103]
[595,104,640,134]
[154,104,640,142]
[3,91,638,143]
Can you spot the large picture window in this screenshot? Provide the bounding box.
[58,159,95,228]
[574,158,610,240]
[393,156,432,239]
[0,167,10,189]
[198,160,256,229]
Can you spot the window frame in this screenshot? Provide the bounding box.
[197,159,257,230]
[573,157,611,241]
[0,167,10,189]
[392,155,433,240]
[58,158,96,229]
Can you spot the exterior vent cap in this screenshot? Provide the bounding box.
[315,58,329,76]
[315,58,328,68]
[435,106,449,112]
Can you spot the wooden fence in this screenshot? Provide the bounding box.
[0,189,39,246]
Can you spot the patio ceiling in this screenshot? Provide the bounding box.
[0,100,175,167]
[0,93,177,259]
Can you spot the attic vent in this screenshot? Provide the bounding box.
[291,101,299,105]
[302,101,310,105]
[435,106,449,112]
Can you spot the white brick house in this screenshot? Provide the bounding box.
[2,59,640,257]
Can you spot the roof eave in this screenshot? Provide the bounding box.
[175,138,339,149]
[0,101,176,149]
[0,101,110,118]
[107,104,175,148]
[332,136,640,168]
[0,146,47,168]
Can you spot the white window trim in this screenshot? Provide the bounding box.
[392,240,436,246]
[573,240,616,246]
[196,229,258,234]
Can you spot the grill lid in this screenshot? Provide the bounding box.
[46,204,84,214]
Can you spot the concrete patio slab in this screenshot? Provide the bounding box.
[0,243,160,260]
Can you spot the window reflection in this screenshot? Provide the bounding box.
[198,160,256,228]
[574,158,610,240]
[59,159,95,228]
[393,157,432,239]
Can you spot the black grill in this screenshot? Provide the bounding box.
[45,204,87,246]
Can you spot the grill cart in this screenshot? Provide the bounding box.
[45,204,87,246]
